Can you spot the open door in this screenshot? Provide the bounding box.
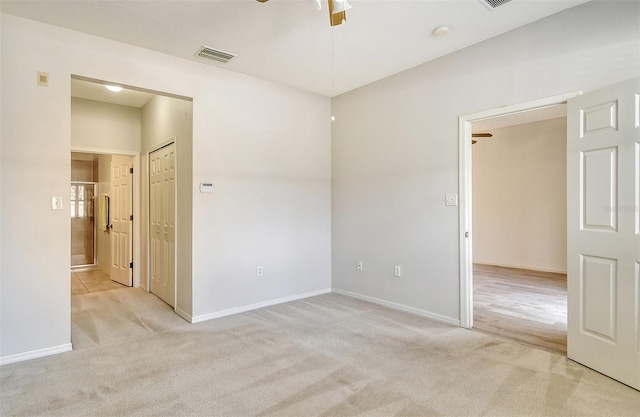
[110,155,133,286]
[567,77,639,390]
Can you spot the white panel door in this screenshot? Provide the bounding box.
[149,149,163,299]
[149,143,176,307]
[110,155,133,286]
[567,77,640,390]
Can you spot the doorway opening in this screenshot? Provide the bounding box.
[70,151,134,294]
[470,109,568,355]
[458,92,581,355]
[69,75,193,349]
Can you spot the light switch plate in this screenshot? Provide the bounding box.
[51,196,62,210]
[445,194,458,207]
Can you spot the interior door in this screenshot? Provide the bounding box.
[110,155,133,286]
[567,77,639,390]
[149,143,176,307]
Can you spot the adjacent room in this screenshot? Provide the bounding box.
[70,151,130,294]
[471,107,568,355]
[69,79,193,347]
[1,0,639,415]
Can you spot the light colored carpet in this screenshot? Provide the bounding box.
[71,287,188,349]
[1,291,638,416]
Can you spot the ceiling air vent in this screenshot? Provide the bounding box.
[196,46,236,63]
[480,0,512,9]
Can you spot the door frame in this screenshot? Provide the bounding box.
[147,138,177,305]
[71,146,141,288]
[457,92,581,329]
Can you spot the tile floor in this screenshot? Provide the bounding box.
[71,266,127,295]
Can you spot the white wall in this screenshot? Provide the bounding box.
[331,1,640,322]
[71,98,141,152]
[0,14,331,360]
[141,95,193,316]
[472,118,567,273]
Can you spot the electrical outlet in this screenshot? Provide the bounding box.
[394,265,401,277]
[357,261,363,271]
[445,193,458,207]
[256,266,263,277]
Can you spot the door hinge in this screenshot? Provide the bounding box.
[130,262,133,269]
[129,167,133,174]
[130,215,133,221]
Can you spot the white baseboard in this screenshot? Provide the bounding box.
[332,288,461,327]
[0,343,73,366]
[191,288,332,324]
[174,306,193,323]
[474,262,567,275]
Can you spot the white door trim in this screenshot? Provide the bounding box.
[71,146,141,288]
[457,91,581,329]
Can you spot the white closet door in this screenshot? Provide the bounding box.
[149,143,176,307]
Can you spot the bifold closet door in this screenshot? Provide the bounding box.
[149,143,176,307]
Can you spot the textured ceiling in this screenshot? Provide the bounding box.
[1,0,590,97]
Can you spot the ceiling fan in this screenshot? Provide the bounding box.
[471,133,493,145]
[257,0,352,27]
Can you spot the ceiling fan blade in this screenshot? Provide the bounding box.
[328,0,347,26]
[256,0,269,3]
[472,133,493,138]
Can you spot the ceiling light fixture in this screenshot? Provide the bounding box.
[105,85,123,92]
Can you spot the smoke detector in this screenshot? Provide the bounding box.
[196,46,236,63]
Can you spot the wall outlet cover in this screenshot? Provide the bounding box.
[445,194,458,206]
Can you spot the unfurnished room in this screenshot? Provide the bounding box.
[1,1,639,416]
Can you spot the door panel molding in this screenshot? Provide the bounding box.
[149,141,176,308]
[567,77,640,390]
